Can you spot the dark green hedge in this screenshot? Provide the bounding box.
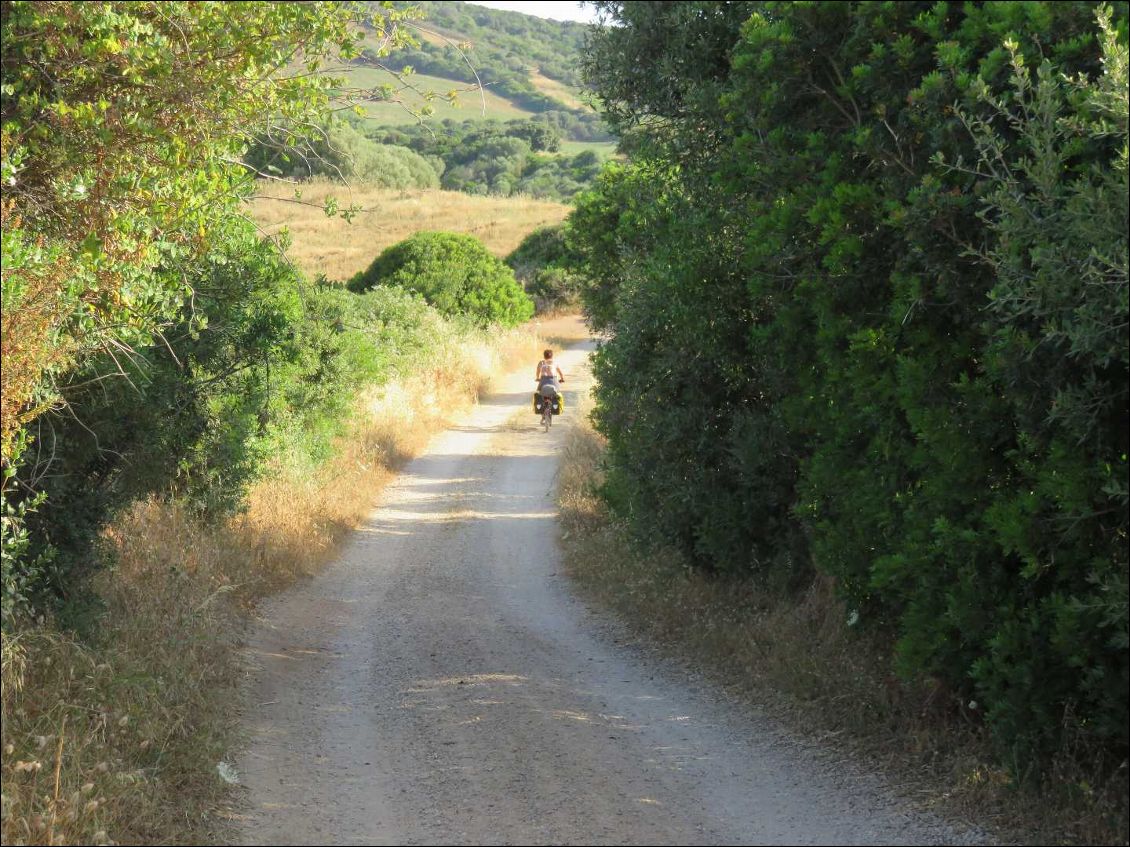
[570,0,1129,772]
[506,225,586,312]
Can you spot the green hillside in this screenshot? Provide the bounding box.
[344,66,534,124]
[390,0,589,92]
[250,2,617,199]
[323,1,619,201]
[351,1,604,129]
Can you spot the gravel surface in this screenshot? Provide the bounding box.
[235,334,989,846]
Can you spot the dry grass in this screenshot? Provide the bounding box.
[530,313,592,350]
[528,69,590,112]
[248,181,569,283]
[411,28,452,48]
[1,508,243,846]
[0,321,550,846]
[557,140,620,157]
[557,403,1129,847]
[231,323,545,587]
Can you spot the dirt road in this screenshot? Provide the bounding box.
[235,327,984,846]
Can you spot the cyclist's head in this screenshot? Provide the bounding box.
[543,349,553,360]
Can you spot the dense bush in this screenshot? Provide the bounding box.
[246,120,440,187]
[572,0,1129,772]
[565,161,679,330]
[349,231,534,327]
[0,1,423,457]
[17,224,310,585]
[376,112,612,150]
[6,212,484,611]
[0,0,422,620]
[506,225,586,311]
[370,117,611,200]
[11,220,378,598]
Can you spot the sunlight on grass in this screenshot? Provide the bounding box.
[249,181,569,282]
[529,68,591,111]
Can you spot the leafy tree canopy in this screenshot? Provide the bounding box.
[0,0,416,459]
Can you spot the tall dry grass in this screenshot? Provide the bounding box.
[557,401,1129,846]
[248,181,569,283]
[0,321,550,846]
[0,505,243,846]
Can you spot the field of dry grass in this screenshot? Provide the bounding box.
[248,181,569,283]
[556,403,1128,847]
[529,68,590,112]
[0,321,558,846]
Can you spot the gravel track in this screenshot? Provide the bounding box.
[235,334,987,846]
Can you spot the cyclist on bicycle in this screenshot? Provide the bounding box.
[535,349,565,392]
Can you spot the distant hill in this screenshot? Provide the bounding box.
[258,1,616,202]
[353,0,597,125]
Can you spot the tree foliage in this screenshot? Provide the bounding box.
[371,116,611,200]
[571,0,1129,771]
[246,118,441,187]
[506,224,586,312]
[0,0,414,459]
[0,1,424,620]
[350,231,534,326]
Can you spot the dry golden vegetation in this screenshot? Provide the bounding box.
[557,405,1129,847]
[530,313,592,350]
[233,325,545,589]
[528,68,590,112]
[1,508,243,846]
[0,323,553,846]
[248,181,570,282]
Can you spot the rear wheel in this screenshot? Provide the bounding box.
[542,406,552,432]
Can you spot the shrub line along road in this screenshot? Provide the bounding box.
[235,328,987,846]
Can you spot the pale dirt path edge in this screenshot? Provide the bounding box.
[231,323,990,846]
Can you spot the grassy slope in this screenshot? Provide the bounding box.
[249,181,569,282]
[351,7,604,134]
[558,140,619,157]
[343,8,617,155]
[343,64,534,125]
[528,68,590,111]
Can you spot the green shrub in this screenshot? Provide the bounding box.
[506,225,586,311]
[574,0,1129,773]
[566,161,678,330]
[507,224,572,276]
[7,223,476,611]
[247,120,441,188]
[349,231,534,327]
[527,267,584,311]
[367,116,614,201]
[935,18,1129,762]
[16,222,317,584]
